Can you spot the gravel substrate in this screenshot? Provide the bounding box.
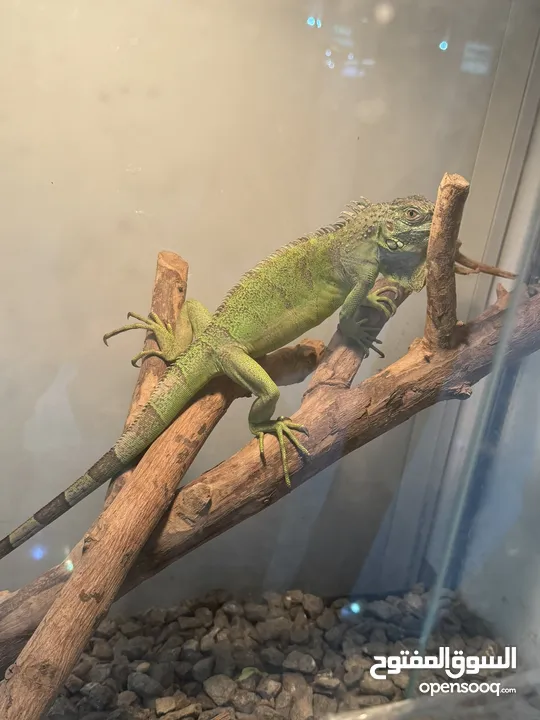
[45,585,515,720]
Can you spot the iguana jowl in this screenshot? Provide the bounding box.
[0,195,438,559]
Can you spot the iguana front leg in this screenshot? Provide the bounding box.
[361,285,399,318]
[339,265,387,357]
[219,347,309,487]
[103,299,212,366]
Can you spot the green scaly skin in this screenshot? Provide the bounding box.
[0,195,434,560]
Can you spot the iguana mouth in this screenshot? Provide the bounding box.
[386,239,404,251]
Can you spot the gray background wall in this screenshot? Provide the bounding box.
[0,0,538,627]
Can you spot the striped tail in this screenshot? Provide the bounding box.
[0,448,126,560]
[0,341,217,560]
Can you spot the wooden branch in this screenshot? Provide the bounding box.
[2,282,539,686]
[0,443,192,717]
[0,257,195,719]
[105,250,187,506]
[0,252,187,697]
[0,335,324,714]
[424,173,470,349]
[455,264,478,275]
[127,285,540,589]
[0,229,325,719]
[306,280,411,393]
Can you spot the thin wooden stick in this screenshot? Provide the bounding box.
[424,173,470,349]
[455,250,517,280]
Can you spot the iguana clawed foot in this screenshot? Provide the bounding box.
[251,416,310,488]
[362,286,399,318]
[103,312,183,367]
[340,286,400,358]
[339,317,385,358]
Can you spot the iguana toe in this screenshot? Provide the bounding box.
[343,319,385,359]
[252,417,309,488]
[363,286,399,319]
[103,311,184,365]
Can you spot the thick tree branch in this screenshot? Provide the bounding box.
[0,252,326,719]
[0,252,186,694]
[128,284,540,589]
[105,251,187,506]
[0,338,324,695]
[0,256,196,720]
[424,174,470,349]
[306,280,411,393]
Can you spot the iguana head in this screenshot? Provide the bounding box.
[377,195,434,253]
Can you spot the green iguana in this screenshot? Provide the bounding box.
[0,194,511,560]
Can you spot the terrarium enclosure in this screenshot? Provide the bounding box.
[1,1,540,719]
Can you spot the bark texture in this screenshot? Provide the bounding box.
[106,250,188,504]
[424,173,470,349]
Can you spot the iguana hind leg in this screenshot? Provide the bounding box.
[103,299,212,367]
[184,299,214,336]
[219,347,309,487]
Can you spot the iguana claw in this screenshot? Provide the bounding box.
[103,312,182,367]
[339,286,399,358]
[339,317,385,358]
[363,286,399,319]
[251,416,309,488]
[353,320,385,358]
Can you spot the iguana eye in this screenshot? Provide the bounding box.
[406,208,421,221]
